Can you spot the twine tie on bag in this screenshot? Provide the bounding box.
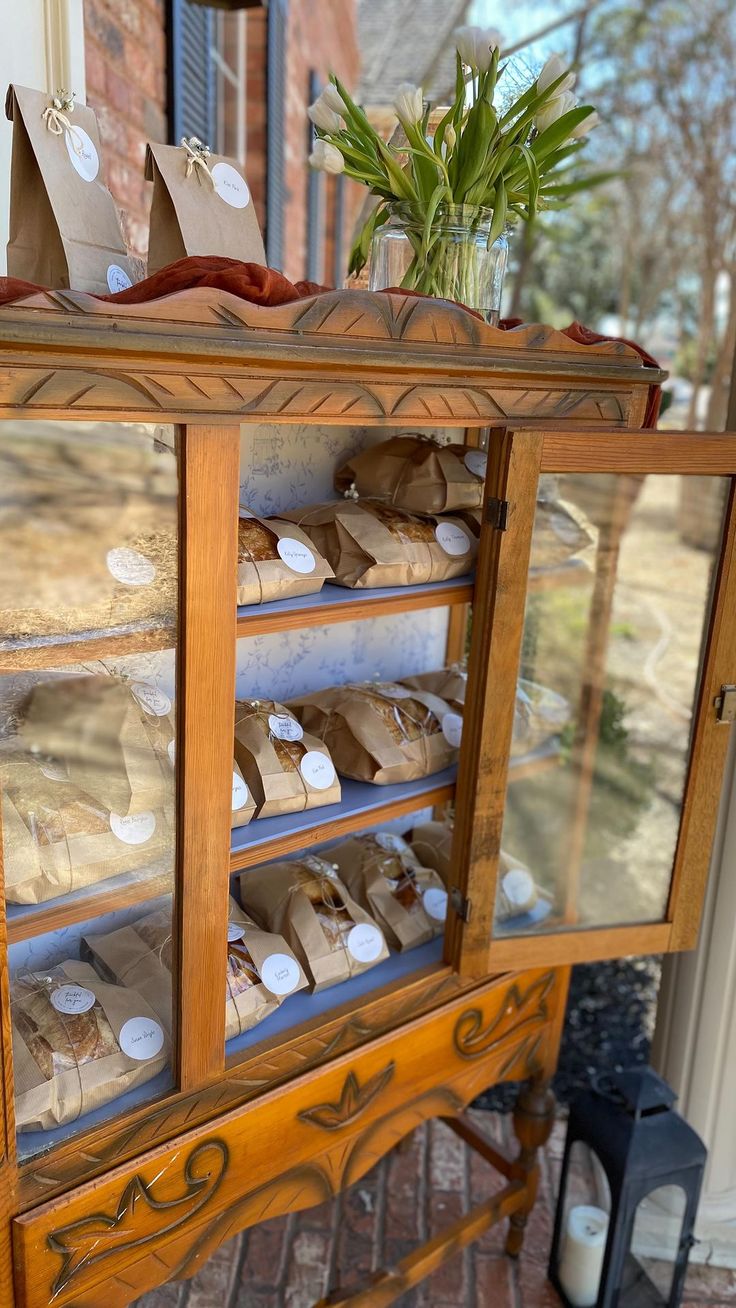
[42,91,85,156]
[251,700,313,808]
[181,136,216,187]
[287,858,354,962]
[16,971,89,1124]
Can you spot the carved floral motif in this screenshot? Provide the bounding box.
[298,1062,395,1130]
[453,972,556,1061]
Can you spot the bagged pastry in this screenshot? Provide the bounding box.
[231,759,256,828]
[495,851,539,922]
[280,499,477,589]
[290,681,460,784]
[531,475,593,570]
[239,855,388,991]
[18,674,175,818]
[1,754,171,905]
[6,85,136,293]
[83,897,306,1041]
[335,435,486,515]
[401,666,467,713]
[0,423,178,654]
[513,679,571,757]
[237,513,333,607]
[12,960,168,1131]
[331,831,447,950]
[146,141,265,275]
[233,699,340,818]
[410,818,454,883]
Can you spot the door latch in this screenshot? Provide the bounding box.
[714,685,736,724]
[485,497,509,530]
[450,888,472,922]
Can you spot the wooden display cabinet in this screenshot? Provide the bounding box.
[0,286,733,1308]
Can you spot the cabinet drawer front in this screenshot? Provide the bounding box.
[13,968,560,1308]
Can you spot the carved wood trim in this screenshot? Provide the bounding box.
[298,1063,395,1130]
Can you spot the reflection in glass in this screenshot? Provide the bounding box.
[499,473,725,935]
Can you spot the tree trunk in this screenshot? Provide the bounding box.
[508,220,537,319]
[686,266,716,430]
[706,270,736,432]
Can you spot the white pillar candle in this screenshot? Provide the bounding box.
[559,1204,609,1308]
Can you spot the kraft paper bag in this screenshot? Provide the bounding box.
[6,85,137,293]
[401,667,467,713]
[289,681,461,785]
[12,960,169,1132]
[495,850,539,921]
[145,141,266,275]
[239,855,388,992]
[18,674,175,818]
[83,896,306,1041]
[1,755,171,905]
[331,832,447,951]
[234,699,341,818]
[237,513,333,607]
[280,499,477,589]
[512,679,571,757]
[532,474,594,570]
[231,758,256,828]
[335,435,486,516]
[410,818,454,883]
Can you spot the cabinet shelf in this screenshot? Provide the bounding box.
[236,576,474,638]
[527,558,591,592]
[0,622,175,674]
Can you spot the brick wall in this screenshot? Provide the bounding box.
[84,0,167,259]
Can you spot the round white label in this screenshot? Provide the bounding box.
[232,771,249,810]
[435,522,471,557]
[110,810,156,845]
[132,683,172,717]
[379,685,412,699]
[502,867,535,908]
[423,887,448,921]
[375,831,408,854]
[106,264,133,293]
[167,739,176,765]
[65,125,99,181]
[227,922,246,942]
[268,713,303,742]
[119,1016,165,1061]
[106,547,156,586]
[276,537,316,575]
[442,712,464,748]
[463,449,488,479]
[300,750,336,790]
[260,952,302,996]
[212,161,250,208]
[347,923,384,964]
[51,984,96,1015]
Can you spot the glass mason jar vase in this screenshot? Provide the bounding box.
[369,204,509,325]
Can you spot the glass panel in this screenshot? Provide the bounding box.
[557,1140,611,1308]
[627,1185,687,1306]
[0,420,179,1158]
[496,472,726,936]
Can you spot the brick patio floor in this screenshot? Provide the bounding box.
[136,1110,736,1308]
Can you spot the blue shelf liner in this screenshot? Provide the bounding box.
[231,768,458,859]
[236,575,474,625]
[17,937,444,1162]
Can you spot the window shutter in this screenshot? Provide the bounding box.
[168,0,217,147]
[266,0,288,270]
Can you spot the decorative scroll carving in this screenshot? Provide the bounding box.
[46,1139,228,1297]
[453,972,556,1061]
[298,1062,395,1130]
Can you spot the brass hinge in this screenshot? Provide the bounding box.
[714,685,736,724]
[451,887,472,922]
[486,497,509,530]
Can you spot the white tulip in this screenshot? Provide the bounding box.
[308,96,342,134]
[537,53,576,95]
[535,89,577,133]
[321,83,347,115]
[394,82,424,126]
[445,123,457,149]
[571,109,600,138]
[454,24,503,71]
[309,139,345,174]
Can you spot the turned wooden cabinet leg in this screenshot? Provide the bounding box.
[505,1079,556,1259]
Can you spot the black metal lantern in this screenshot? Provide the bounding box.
[549,1068,706,1308]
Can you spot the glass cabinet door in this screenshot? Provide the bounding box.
[0,420,180,1159]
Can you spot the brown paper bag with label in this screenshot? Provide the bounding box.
[12,960,169,1131]
[410,818,454,883]
[18,674,175,818]
[281,499,477,589]
[331,833,447,951]
[239,856,388,992]
[145,142,266,275]
[335,436,486,516]
[83,896,306,1041]
[401,667,467,712]
[237,514,334,607]
[289,681,460,784]
[6,85,137,293]
[231,758,256,828]
[234,699,341,818]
